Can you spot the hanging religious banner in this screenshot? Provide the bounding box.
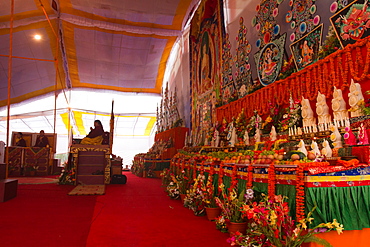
[254,33,287,86]
[189,0,224,146]
[330,0,370,48]
[290,24,323,70]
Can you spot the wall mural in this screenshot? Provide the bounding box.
[330,0,370,48]
[233,17,253,98]
[290,24,323,70]
[252,0,284,49]
[254,34,287,86]
[221,33,237,105]
[186,0,362,143]
[190,0,224,146]
[286,0,321,43]
[330,0,356,13]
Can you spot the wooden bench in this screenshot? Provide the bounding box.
[0,179,18,202]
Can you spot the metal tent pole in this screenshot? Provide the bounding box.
[5,0,15,179]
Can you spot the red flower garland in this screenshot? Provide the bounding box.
[268,163,276,199]
[228,165,239,192]
[295,164,305,222]
[218,162,225,194]
[247,164,254,189]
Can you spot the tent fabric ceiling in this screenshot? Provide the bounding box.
[0,0,196,107]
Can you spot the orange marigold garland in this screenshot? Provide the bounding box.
[347,41,370,81]
[218,162,225,194]
[192,159,197,180]
[295,164,306,222]
[337,158,360,167]
[228,164,239,192]
[267,162,276,199]
[247,164,254,189]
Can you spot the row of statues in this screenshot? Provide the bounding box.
[204,78,368,149]
[298,79,364,135]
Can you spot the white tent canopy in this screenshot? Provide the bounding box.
[0,89,161,164]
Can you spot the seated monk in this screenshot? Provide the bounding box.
[15,132,27,147]
[80,120,104,145]
[34,130,49,147]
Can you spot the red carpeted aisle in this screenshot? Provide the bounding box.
[0,173,230,247]
[0,184,97,247]
[86,172,230,247]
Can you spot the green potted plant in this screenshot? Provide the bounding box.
[215,185,255,236]
[183,174,206,216]
[201,173,221,221]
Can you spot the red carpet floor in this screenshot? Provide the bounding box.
[0,173,230,247]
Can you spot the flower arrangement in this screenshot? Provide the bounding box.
[160,168,172,189]
[262,101,283,133]
[318,25,341,60]
[166,181,180,199]
[234,109,248,140]
[201,172,218,208]
[228,193,343,247]
[175,169,192,195]
[246,111,262,137]
[184,174,206,216]
[280,95,301,132]
[356,90,370,115]
[278,55,297,80]
[215,185,254,224]
[215,215,229,233]
[58,166,76,185]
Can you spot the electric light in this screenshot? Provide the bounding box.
[34,34,41,40]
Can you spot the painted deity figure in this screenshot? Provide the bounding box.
[261,47,277,79]
[316,91,331,126]
[301,40,314,66]
[348,79,365,118]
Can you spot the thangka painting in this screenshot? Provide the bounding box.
[189,0,224,146]
[254,33,286,87]
[330,0,370,48]
[251,0,284,49]
[290,24,323,71]
[286,0,321,43]
[233,17,252,98]
[221,33,237,105]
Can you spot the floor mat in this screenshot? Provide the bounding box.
[68,185,105,196]
[14,177,59,185]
